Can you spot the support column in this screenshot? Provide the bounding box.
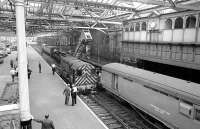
[15,0,32,128]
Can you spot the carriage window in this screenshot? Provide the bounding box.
[135,23,140,31]
[195,108,200,121]
[115,75,118,90]
[112,74,118,90]
[186,15,196,28]
[175,17,183,29]
[141,22,146,31]
[165,19,172,29]
[179,101,193,118]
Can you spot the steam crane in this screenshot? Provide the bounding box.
[74,29,93,58]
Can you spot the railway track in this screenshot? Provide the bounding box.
[32,45,168,129]
[80,92,166,129]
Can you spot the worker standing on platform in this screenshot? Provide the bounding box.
[63,84,71,105]
[39,61,42,73]
[15,67,19,77]
[10,59,14,68]
[14,64,17,70]
[71,84,77,106]
[10,68,16,82]
[28,68,32,79]
[33,114,55,129]
[51,64,56,75]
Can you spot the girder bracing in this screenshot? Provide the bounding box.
[0,0,200,33]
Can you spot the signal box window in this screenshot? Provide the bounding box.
[135,23,140,31]
[175,17,183,29]
[141,22,146,31]
[165,19,172,29]
[130,25,134,31]
[186,15,196,28]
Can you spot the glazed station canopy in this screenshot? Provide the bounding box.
[0,0,200,34]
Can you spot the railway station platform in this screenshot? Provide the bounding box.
[0,46,108,129]
[27,46,108,129]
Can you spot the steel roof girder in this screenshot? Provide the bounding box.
[126,0,170,6]
[166,0,176,7]
[99,9,109,18]
[27,0,136,12]
[128,0,200,11]
[0,0,8,7]
[48,0,54,19]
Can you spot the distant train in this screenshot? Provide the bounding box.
[42,44,98,92]
[42,44,65,63]
[60,55,97,92]
[42,44,56,56]
[101,63,200,129]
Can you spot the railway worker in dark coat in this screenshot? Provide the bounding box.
[33,114,55,129]
[71,84,78,106]
[10,59,14,68]
[28,68,32,79]
[63,84,71,105]
[51,64,56,75]
[39,61,42,73]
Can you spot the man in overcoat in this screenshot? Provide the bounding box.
[33,114,55,129]
[63,84,71,105]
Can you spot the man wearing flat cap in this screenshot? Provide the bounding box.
[63,83,71,105]
[33,114,55,129]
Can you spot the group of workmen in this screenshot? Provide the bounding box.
[9,54,79,129]
[9,58,18,82]
[63,83,78,106]
[50,63,78,106]
[10,58,33,82]
[10,56,78,107]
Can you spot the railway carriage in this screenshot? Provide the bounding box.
[42,44,56,57]
[101,63,200,129]
[60,55,97,92]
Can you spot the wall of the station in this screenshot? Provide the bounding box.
[90,29,122,61]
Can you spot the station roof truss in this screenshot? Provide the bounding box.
[0,0,200,34]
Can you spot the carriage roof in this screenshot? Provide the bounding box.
[103,63,200,105]
[61,56,94,70]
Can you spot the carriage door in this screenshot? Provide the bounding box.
[112,74,118,91]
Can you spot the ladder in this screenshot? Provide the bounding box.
[74,40,85,58]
